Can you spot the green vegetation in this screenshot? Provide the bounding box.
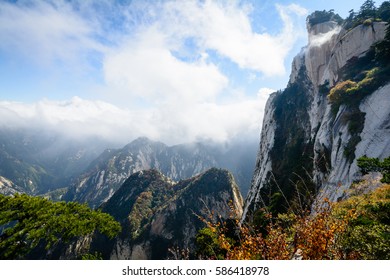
[375,22,390,63]
[101,170,176,242]
[128,191,154,239]
[328,80,358,106]
[307,1,390,30]
[195,227,228,259]
[333,184,390,259]
[328,66,387,114]
[344,1,390,29]
[0,194,121,259]
[307,9,343,26]
[358,156,390,183]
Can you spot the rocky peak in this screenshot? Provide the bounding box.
[123,137,166,151]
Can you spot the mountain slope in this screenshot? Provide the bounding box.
[243,15,390,220]
[73,168,243,260]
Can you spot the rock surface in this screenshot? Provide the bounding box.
[0,176,24,195]
[243,20,389,220]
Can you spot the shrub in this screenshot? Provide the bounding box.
[333,184,390,259]
[328,80,358,104]
[358,156,390,183]
[363,18,373,26]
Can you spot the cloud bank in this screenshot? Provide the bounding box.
[0,90,274,145]
[0,0,307,145]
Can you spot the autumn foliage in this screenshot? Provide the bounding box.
[196,184,390,260]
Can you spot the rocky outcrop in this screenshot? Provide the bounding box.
[0,176,24,195]
[243,19,389,220]
[89,168,243,259]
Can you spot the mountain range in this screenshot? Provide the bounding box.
[0,128,256,203]
[63,136,255,208]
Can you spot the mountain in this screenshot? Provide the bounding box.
[60,168,243,260]
[243,13,390,220]
[64,137,255,208]
[0,127,109,195]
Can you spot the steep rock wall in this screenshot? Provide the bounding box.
[243,21,389,220]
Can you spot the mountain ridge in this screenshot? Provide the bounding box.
[64,136,255,208]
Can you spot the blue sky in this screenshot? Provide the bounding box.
[0,0,385,145]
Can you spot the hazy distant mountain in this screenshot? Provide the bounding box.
[64,137,256,208]
[0,127,110,195]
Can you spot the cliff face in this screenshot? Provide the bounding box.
[243,20,390,220]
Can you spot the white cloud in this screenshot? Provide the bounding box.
[257,87,276,97]
[103,28,228,105]
[98,1,306,144]
[102,1,308,103]
[0,0,105,67]
[309,26,342,47]
[152,1,308,76]
[0,94,272,145]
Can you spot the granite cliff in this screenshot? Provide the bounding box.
[244,15,390,219]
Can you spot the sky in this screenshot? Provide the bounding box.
[0,0,384,146]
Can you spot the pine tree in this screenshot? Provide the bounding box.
[0,194,121,259]
[358,0,377,20]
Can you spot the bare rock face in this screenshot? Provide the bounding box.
[323,22,387,86]
[0,176,23,195]
[243,19,389,221]
[316,83,390,202]
[88,168,243,259]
